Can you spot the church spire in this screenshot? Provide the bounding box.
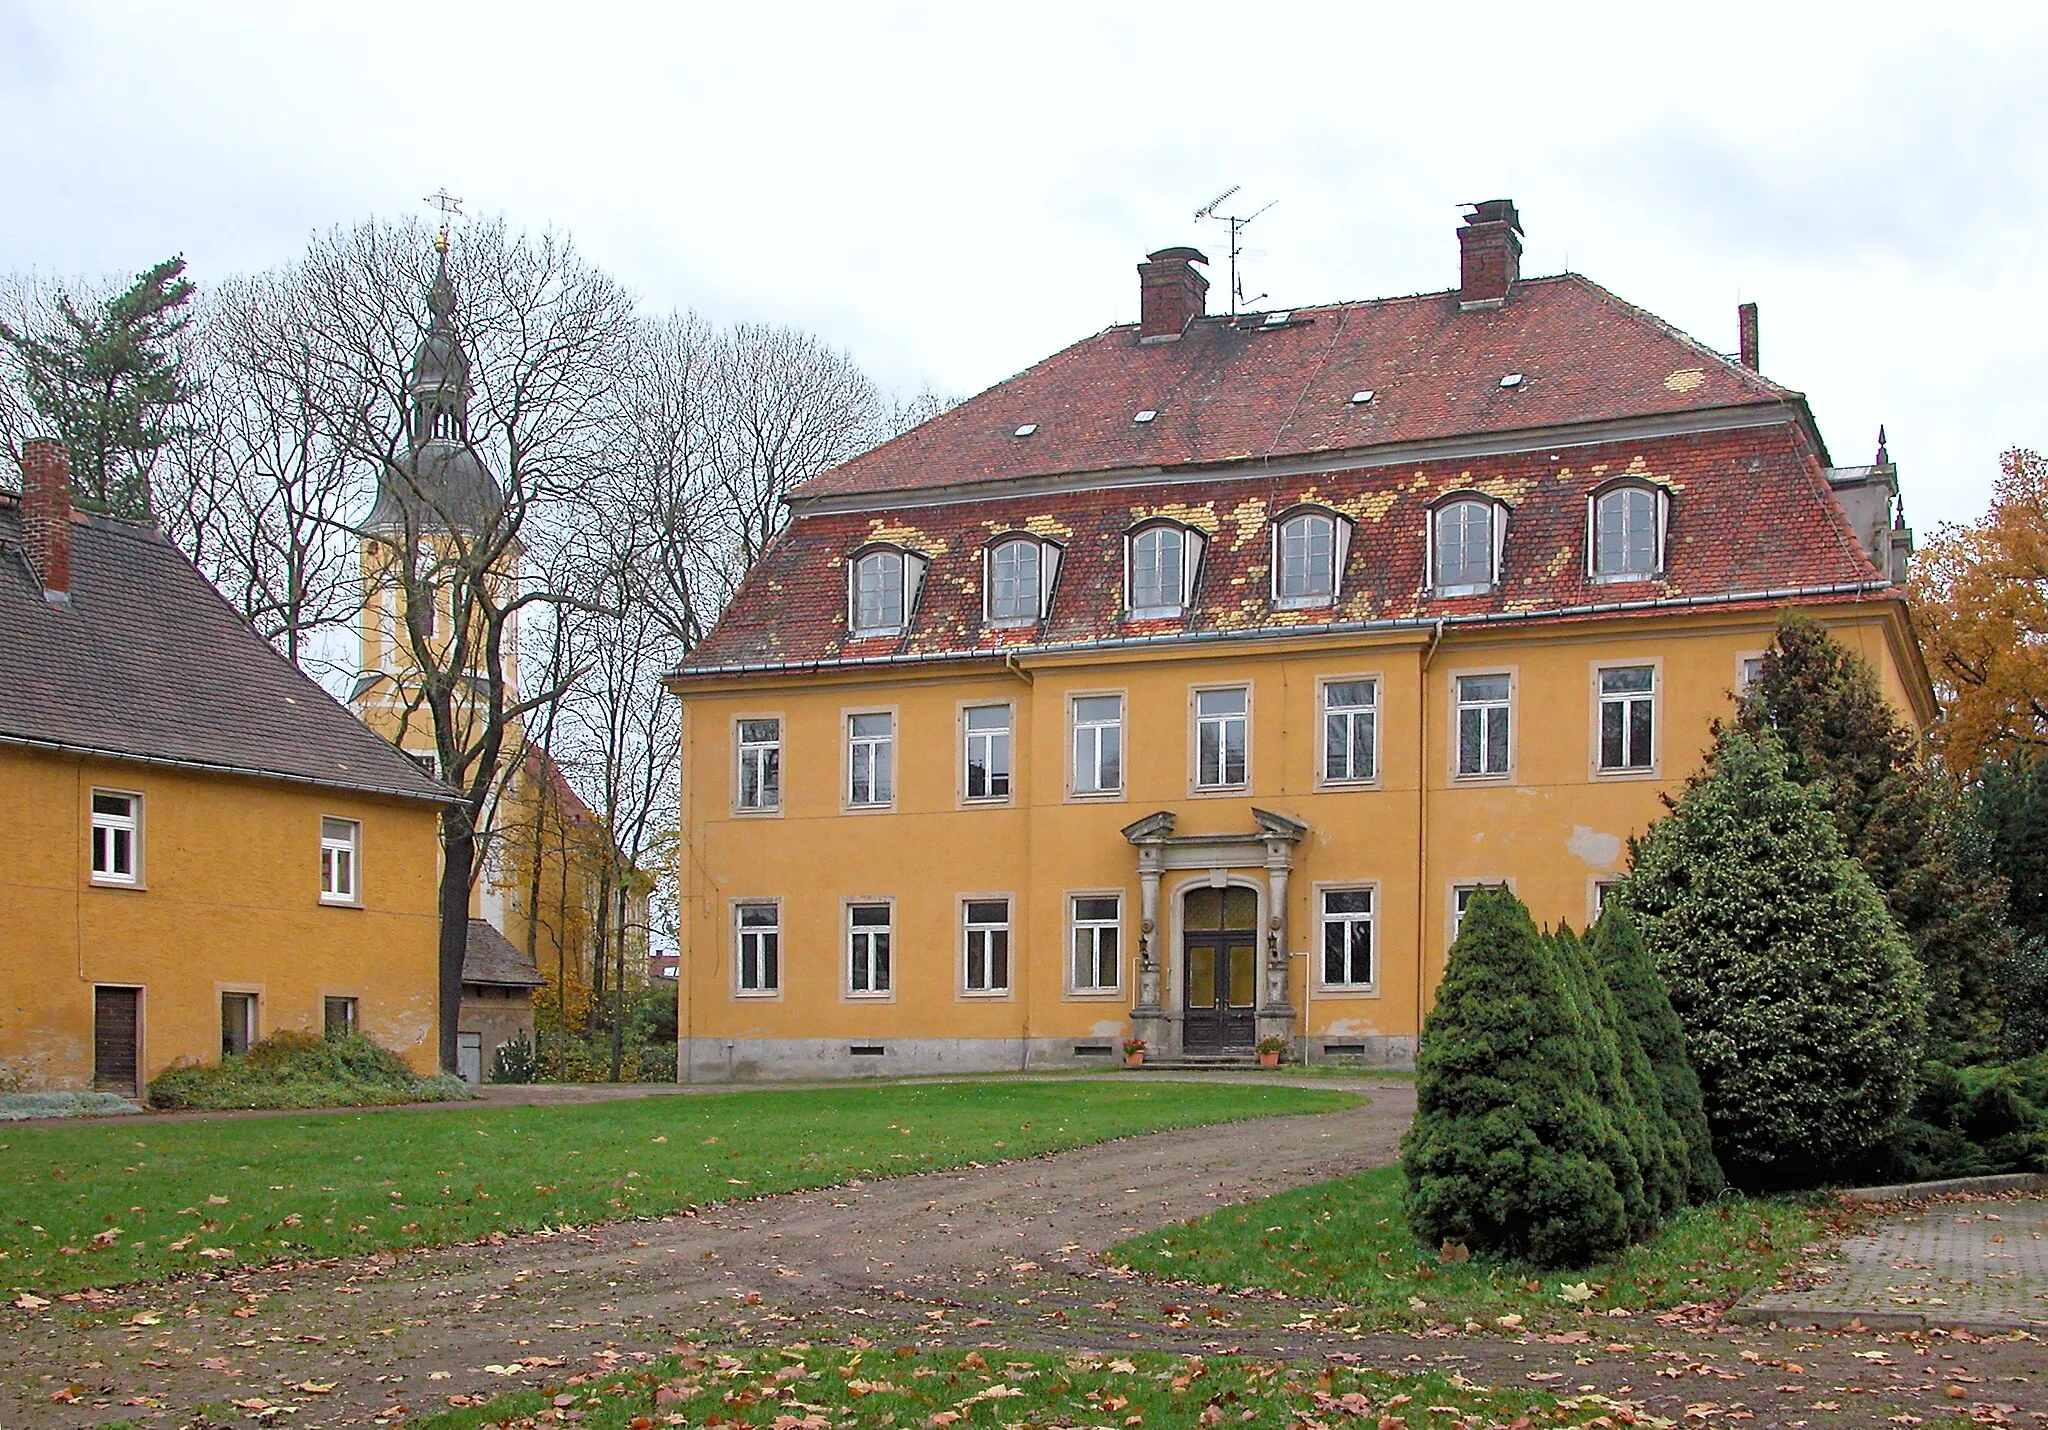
[408,231,471,450]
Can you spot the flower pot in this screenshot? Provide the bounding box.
[1124,1052,1144,1068]
[1258,1050,1281,1068]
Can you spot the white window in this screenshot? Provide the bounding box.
[962,898,1011,994]
[1593,486,1662,579]
[1320,887,1375,988]
[1451,882,1508,943]
[1321,679,1377,783]
[1070,895,1121,993]
[849,548,926,635]
[1455,673,1512,777]
[1598,665,1656,771]
[1593,879,1624,920]
[319,817,360,903]
[963,704,1011,801]
[91,791,141,884]
[1432,499,1499,593]
[221,991,256,1057]
[986,537,1059,622]
[1128,525,1203,615]
[736,718,781,812]
[1071,695,1124,796]
[1194,686,1249,789]
[1737,655,1767,695]
[847,902,892,995]
[735,902,780,994]
[323,996,358,1039]
[847,712,894,807]
[1275,511,1341,603]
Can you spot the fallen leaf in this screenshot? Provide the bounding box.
[294,1381,336,1394]
[1559,1282,1596,1303]
[14,1294,50,1310]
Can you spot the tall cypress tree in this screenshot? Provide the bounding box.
[1547,924,1661,1235]
[0,256,196,519]
[1968,752,2048,1056]
[1739,614,2010,1060]
[1626,726,1927,1188]
[1402,887,1634,1267]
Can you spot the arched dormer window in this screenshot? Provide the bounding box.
[1588,481,1669,582]
[849,545,928,636]
[984,533,1062,624]
[1429,495,1506,596]
[1272,506,1350,606]
[1126,521,1205,617]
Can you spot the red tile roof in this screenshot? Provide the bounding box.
[682,422,1883,674]
[793,274,1803,504]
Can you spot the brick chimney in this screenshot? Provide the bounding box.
[1737,302,1760,371]
[1457,200,1523,307]
[1137,247,1209,341]
[19,438,72,603]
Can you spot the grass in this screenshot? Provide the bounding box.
[406,1343,1614,1430]
[1114,1163,1830,1331]
[0,1079,1351,1295]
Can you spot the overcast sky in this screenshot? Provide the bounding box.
[3,0,2041,531]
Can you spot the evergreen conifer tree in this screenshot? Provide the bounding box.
[1546,924,1661,1235]
[1626,727,1927,1187]
[1589,906,1722,1201]
[1739,614,2010,1060]
[1969,754,2048,1056]
[1402,887,1635,1267]
[0,256,195,519]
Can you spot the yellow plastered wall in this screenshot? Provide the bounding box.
[671,605,1923,1059]
[0,749,443,1090]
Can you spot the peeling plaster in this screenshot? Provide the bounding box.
[1322,1017,1383,1037]
[1090,1020,1126,1038]
[1567,825,1623,867]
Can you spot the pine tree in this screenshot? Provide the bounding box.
[1547,924,1661,1235]
[0,256,196,518]
[1969,752,2048,1056]
[1739,614,2010,1060]
[1626,726,1928,1188]
[1589,906,1723,1201]
[1402,887,1635,1267]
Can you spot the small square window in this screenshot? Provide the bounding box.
[324,996,358,1040]
[320,817,361,903]
[221,992,257,1058]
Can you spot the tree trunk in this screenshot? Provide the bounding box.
[437,807,476,1075]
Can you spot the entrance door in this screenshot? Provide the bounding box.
[458,1032,484,1085]
[1182,885,1259,1052]
[93,986,140,1096]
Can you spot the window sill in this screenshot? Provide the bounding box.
[318,898,366,910]
[1451,771,1514,785]
[961,795,1014,808]
[841,802,896,815]
[1431,583,1493,598]
[842,990,896,1003]
[1126,607,1184,620]
[732,805,783,818]
[1065,988,1125,1001]
[1588,571,1662,586]
[985,615,1041,630]
[1314,777,1381,792]
[1189,784,1250,798]
[1312,984,1381,999]
[848,626,905,639]
[1594,765,1661,781]
[958,989,1014,1001]
[732,988,783,1001]
[1273,595,1337,611]
[89,877,146,891]
[1065,790,1127,804]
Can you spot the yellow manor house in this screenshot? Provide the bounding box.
[667,201,1929,1078]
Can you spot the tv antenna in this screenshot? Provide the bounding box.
[1194,185,1276,315]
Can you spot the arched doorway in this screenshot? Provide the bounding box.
[1182,883,1258,1051]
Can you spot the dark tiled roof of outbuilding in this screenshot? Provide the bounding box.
[682,422,1884,674]
[0,496,451,802]
[794,274,1804,503]
[462,918,546,988]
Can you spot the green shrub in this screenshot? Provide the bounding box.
[1401,887,1634,1268]
[1589,907,1723,1202]
[488,1029,542,1083]
[1625,727,1927,1189]
[1861,1055,2048,1182]
[1547,925,1657,1236]
[147,1031,469,1110]
[1996,934,2048,1058]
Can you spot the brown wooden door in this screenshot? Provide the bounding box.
[93,987,140,1095]
[1182,885,1259,1052]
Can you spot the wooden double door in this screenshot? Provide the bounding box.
[1182,885,1258,1052]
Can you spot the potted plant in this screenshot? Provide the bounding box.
[1255,1034,1288,1068]
[1122,1037,1147,1068]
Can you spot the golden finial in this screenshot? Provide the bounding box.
[424,187,464,252]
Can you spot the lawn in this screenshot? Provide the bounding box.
[1113,1163,1830,1331]
[0,1080,1351,1295]
[408,1344,1605,1430]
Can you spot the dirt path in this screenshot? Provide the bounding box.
[5,1078,2042,1430]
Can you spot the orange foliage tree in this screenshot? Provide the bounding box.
[1909,448,2048,772]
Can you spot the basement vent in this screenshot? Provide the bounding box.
[1323,1042,1368,1056]
[849,1044,886,1057]
[1072,1043,1113,1057]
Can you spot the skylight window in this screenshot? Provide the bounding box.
[1263,311,1291,327]
[1350,390,1376,405]
[1134,410,1157,424]
[1499,373,1525,388]
[1013,423,1037,437]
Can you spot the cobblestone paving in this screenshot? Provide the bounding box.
[1741,1195,2048,1331]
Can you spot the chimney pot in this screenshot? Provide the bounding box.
[1137,247,1209,341]
[1457,199,1524,307]
[19,438,72,602]
[1737,301,1760,371]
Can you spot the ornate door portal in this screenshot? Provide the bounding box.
[1182,885,1259,1051]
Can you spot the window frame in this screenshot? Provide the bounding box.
[842,706,898,812]
[960,701,1014,805]
[1316,674,1381,788]
[1313,881,1379,995]
[843,898,895,1001]
[323,995,359,1040]
[1427,494,1507,596]
[1189,682,1252,794]
[959,895,1014,999]
[846,544,928,637]
[1735,650,1767,699]
[1591,658,1661,779]
[1066,890,1124,998]
[1591,877,1626,926]
[733,898,783,998]
[733,714,784,816]
[1125,521,1205,618]
[983,533,1062,626]
[1067,690,1127,801]
[1449,668,1516,783]
[1448,879,1515,950]
[89,788,144,888]
[1271,506,1349,608]
[219,988,259,1058]
[1586,480,1670,584]
[319,816,362,905]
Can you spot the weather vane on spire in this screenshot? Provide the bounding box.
[423,187,465,251]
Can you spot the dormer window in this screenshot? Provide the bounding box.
[985,534,1062,624]
[1430,496,1505,596]
[1127,522,1205,617]
[1273,508,1349,607]
[849,546,927,636]
[1590,483,1669,582]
